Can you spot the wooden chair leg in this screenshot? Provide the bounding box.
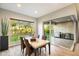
[45,46,47,55]
[25,49,27,56]
[21,49,24,55]
[45,46,46,52]
[40,48,41,55]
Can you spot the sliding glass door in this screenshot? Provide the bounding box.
[43,22,50,40]
[43,21,54,42]
[43,15,75,49]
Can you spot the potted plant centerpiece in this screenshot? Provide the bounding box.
[0,17,9,51]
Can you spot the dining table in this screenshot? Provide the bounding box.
[25,37,51,56]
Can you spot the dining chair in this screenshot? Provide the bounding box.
[20,37,26,54]
[32,34,40,38]
[42,35,47,50]
[24,39,36,56]
[40,35,47,55]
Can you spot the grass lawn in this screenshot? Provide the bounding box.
[9,35,21,46]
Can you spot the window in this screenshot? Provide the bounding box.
[9,18,35,46]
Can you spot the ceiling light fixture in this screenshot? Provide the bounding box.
[34,10,38,14]
[17,4,21,7]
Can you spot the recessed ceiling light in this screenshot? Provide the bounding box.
[34,10,38,14]
[17,4,21,7]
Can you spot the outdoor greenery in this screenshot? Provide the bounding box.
[11,25,33,35]
[1,17,8,36]
[9,20,34,45]
[44,24,50,40]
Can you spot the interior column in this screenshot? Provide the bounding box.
[71,16,78,51]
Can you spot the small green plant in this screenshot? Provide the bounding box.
[44,25,50,40]
[1,17,9,36]
[44,25,49,34]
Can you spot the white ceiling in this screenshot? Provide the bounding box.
[0,3,72,18]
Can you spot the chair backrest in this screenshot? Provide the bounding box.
[20,37,26,50]
[24,39,33,55]
[42,35,46,40]
[30,38,36,42]
[38,35,40,38]
[20,37,24,45]
[32,34,40,38]
[24,39,30,47]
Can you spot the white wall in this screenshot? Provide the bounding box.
[0,8,37,36]
[0,8,35,21]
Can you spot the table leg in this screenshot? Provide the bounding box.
[40,48,41,55]
[48,43,50,55]
[35,49,37,56]
[35,48,39,56]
